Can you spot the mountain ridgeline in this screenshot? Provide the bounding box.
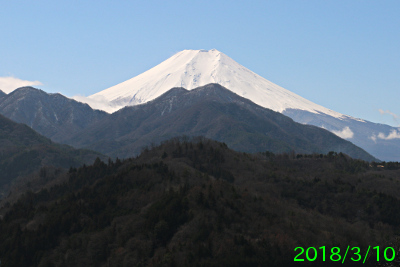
[0,138,399,266]
[0,87,108,143]
[65,84,376,161]
[0,85,379,162]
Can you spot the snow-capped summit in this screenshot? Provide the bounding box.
[84,49,343,118]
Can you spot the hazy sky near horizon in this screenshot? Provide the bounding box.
[1,1,399,126]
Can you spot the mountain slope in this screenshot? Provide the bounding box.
[68,84,376,161]
[85,49,343,118]
[0,113,104,197]
[0,90,6,98]
[0,87,108,143]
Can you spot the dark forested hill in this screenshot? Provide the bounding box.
[0,87,108,143]
[0,137,398,266]
[66,84,376,161]
[0,114,104,197]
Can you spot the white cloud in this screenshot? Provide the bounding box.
[379,109,399,126]
[370,129,400,142]
[377,130,400,140]
[0,76,43,94]
[331,126,354,139]
[379,109,398,119]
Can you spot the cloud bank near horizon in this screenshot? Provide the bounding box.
[0,76,43,94]
[370,129,400,142]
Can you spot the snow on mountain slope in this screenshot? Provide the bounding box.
[84,49,346,118]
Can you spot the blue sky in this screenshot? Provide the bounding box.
[1,0,399,126]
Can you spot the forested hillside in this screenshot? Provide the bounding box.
[0,114,105,197]
[0,137,399,266]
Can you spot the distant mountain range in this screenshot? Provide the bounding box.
[0,113,104,197]
[0,50,398,161]
[0,84,376,161]
[76,49,399,162]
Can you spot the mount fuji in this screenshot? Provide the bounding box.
[77,49,399,161]
[85,49,344,118]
